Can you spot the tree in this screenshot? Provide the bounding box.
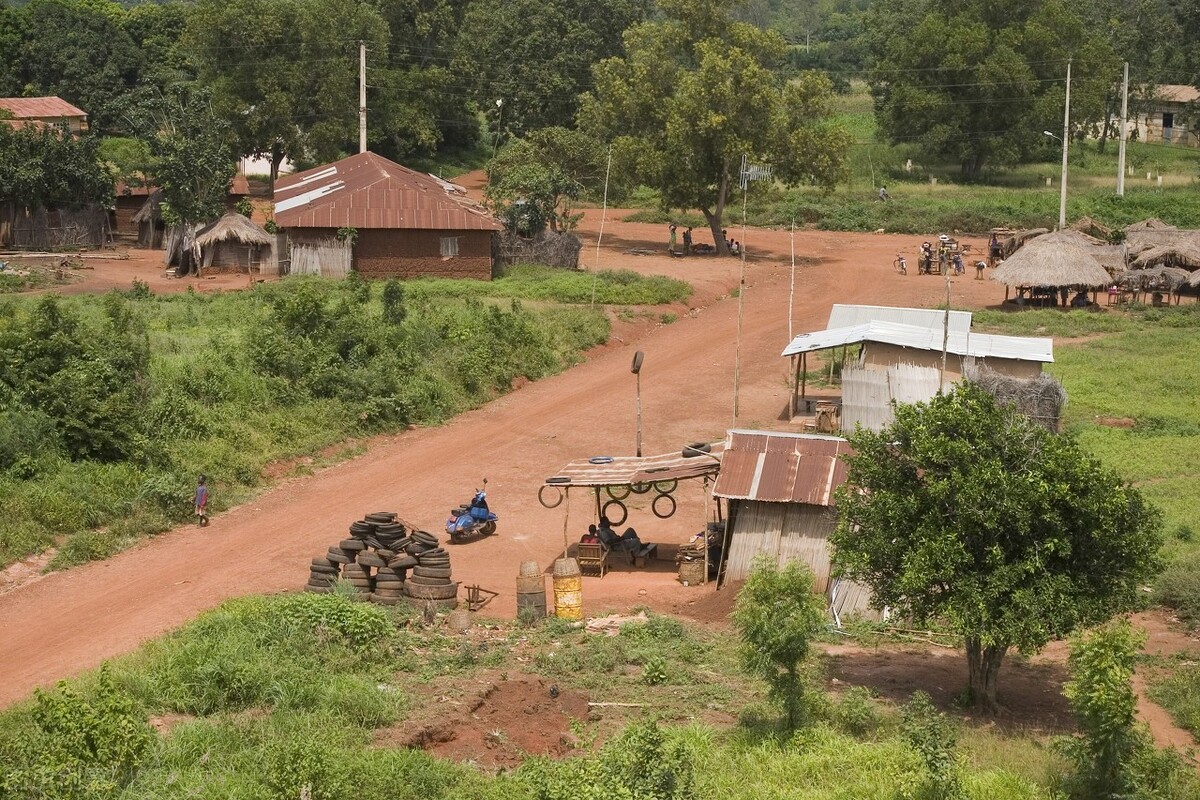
[864,0,1119,178]
[484,127,607,232]
[831,382,1162,713]
[0,123,113,212]
[455,0,652,137]
[731,557,827,730]
[579,0,850,254]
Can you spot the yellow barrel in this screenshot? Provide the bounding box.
[552,557,582,619]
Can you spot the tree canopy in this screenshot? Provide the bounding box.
[580,0,850,254]
[0,123,112,211]
[864,0,1120,178]
[831,382,1162,712]
[484,127,607,232]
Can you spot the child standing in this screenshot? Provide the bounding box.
[194,475,209,527]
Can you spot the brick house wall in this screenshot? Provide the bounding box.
[354,229,493,279]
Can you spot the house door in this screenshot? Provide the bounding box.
[1163,112,1174,143]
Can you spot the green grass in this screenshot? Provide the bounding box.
[0,593,1119,800]
[1,267,697,569]
[0,271,56,293]
[1149,658,1200,739]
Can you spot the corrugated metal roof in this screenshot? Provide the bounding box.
[0,96,87,120]
[1150,85,1200,104]
[827,304,972,333]
[273,151,503,232]
[544,443,725,488]
[712,430,852,505]
[782,321,1053,363]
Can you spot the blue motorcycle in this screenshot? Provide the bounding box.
[446,479,498,541]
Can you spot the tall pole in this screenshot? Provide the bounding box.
[1117,61,1129,197]
[635,369,642,457]
[1058,59,1071,230]
[732,162,748,427]
[788,218,796,342]
[590,147,612,306]
[939,265,950,393]
[358,41,367,154]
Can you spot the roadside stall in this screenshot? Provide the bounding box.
[538,443,724,583]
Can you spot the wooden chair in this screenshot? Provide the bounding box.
[577,542,609,577]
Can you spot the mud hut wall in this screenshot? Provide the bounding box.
[723,500,836,591]
[5,206,109,249]
[353,229,493,280]
[113,196,143,235]
[202,241,267,273]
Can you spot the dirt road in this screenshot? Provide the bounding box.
[8,207,1194,766]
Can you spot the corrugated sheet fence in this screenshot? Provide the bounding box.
[841,363,941,432]
[289,238,351,278]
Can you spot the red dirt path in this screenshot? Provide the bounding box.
[0,203,1194,756]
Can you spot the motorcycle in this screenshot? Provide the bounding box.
[446,479,499,541]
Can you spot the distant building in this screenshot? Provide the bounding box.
[0,96,89,134]
[273,152,503,280]
[1130,85,1199,147]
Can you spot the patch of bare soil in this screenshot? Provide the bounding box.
[148,712,195,736]
[376,672,591,770]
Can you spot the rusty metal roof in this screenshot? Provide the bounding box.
[273,151,502,232]
[0,96,87,120]
[544,443,725,489]
[712,430,852,506]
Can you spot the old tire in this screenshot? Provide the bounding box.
[630,482,652,495]
[601,499,628,526]
[408,574,453,587]
[404,581,460,600]
[538,484,565,509]
[651,493,677,519]
[682,442,711,458]
[413,566,453,579]
[605,484,631,501]
[653,479,678,494]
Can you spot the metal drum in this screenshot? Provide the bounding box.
[516,563,547,619]
[552,557,582,619]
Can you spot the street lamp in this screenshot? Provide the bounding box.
[1044,130,1068,231]
[491,99,504,161]
[631,351,644,457]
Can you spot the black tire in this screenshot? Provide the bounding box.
[339,539,365,551]
[682,442,711,458]
[413,566,453,579]
[481,521,497,535]
[631,350,644,373]
[601,499,628,526]
[404,581,460,600]
[652,493,677,519]
[546,476,572,484]
[630,482,652,495]
[326,550,351,564]
[408,574,453,587]
[388,555,418,569]
[311,557,335,568]
[357,552,386,568]
[653,479,678,494]
[539,485,565,509]
[418,558,451,568]
[605,484,631,501]
[309,565,339,575]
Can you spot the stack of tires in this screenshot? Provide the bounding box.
[305,512,456,609]
[403,531,459,609]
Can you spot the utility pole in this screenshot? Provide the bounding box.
[1058,59,1071,230]
[1117,61,1129,197]
[358,41,367,154]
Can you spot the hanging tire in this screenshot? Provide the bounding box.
[653,479,678,494]
[605,484,631,501]
[601,499,628,526]
[539,484,565,509]
[546,476,571,484]
[682,442,711,458]
[630,482,652,495]
[652,493,676,519]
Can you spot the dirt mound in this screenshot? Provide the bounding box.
[376,674,591,769]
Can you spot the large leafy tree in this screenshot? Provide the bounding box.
[0,123,113,211]
[484,127,607,232]
[455,0,652,137]
[831,382,1162,713]
[580,0,850,254]
[865,0,1118,178]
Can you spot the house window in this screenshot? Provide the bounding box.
[440,236,459,258]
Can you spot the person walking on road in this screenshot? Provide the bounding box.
[667,223,678,255]
[194,475,209,527]
[682,226,693,256]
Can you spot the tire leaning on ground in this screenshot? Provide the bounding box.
[404,581,460,600]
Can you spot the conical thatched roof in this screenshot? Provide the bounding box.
[1123,218,1177,232]
[1188,269,1200,288]
[1129,239,1200,270]
[131,189,164,224]
[1070,215,1112,241]
[1090,244,1128,275]
[1000,227,1049,257]
[991,230,1114,288]
[194,212,273,249]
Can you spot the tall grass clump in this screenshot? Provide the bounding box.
[407,264,692,305]
[0,274,622,569]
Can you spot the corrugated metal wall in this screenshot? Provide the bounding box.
[841,363,941,432]
[724,501,836,590]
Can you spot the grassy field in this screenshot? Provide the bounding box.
[8,591,1180,800]
[0,268,687,571]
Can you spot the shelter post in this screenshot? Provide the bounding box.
[791,355,801,418]
[561,489,571,559]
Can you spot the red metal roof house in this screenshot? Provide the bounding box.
[273,151,503,279]
[0,96,89,134]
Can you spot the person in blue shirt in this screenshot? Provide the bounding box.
[597,516,642,553]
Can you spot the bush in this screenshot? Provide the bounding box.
[901,691,965,800]
[1154,552,1200,626]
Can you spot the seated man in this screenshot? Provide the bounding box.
[597,516,643,553]
[580,524,600,544]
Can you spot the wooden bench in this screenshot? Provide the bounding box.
[577,542,609,577]
[632,543,658,568]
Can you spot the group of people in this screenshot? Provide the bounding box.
[581,516,644,553]
[667,223,739,256]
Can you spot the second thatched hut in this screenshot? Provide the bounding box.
[192,212,274,273]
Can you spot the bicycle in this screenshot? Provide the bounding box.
[892,254,907,275]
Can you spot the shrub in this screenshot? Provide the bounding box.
[901,691,965,800]
[833,686,881,738]
[1154,551,1200,626]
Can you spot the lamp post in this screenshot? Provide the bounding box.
[491,99,504,161]
[631,351,644,457]
[1044,59,1071,230]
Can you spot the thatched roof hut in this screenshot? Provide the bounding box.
[1123,218,1177,233]
[1070,216,1112,241]
[193,212,273,273]
[1129,239,1200,270]
[1117,266,1191,291]
[1000,228,1049,257]
[1090,244,1129,276]
[991,230,1114,288]
[131,189,165,248]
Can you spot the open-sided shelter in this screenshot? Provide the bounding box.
[273,152,503,280]
[991,230,1114,304]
